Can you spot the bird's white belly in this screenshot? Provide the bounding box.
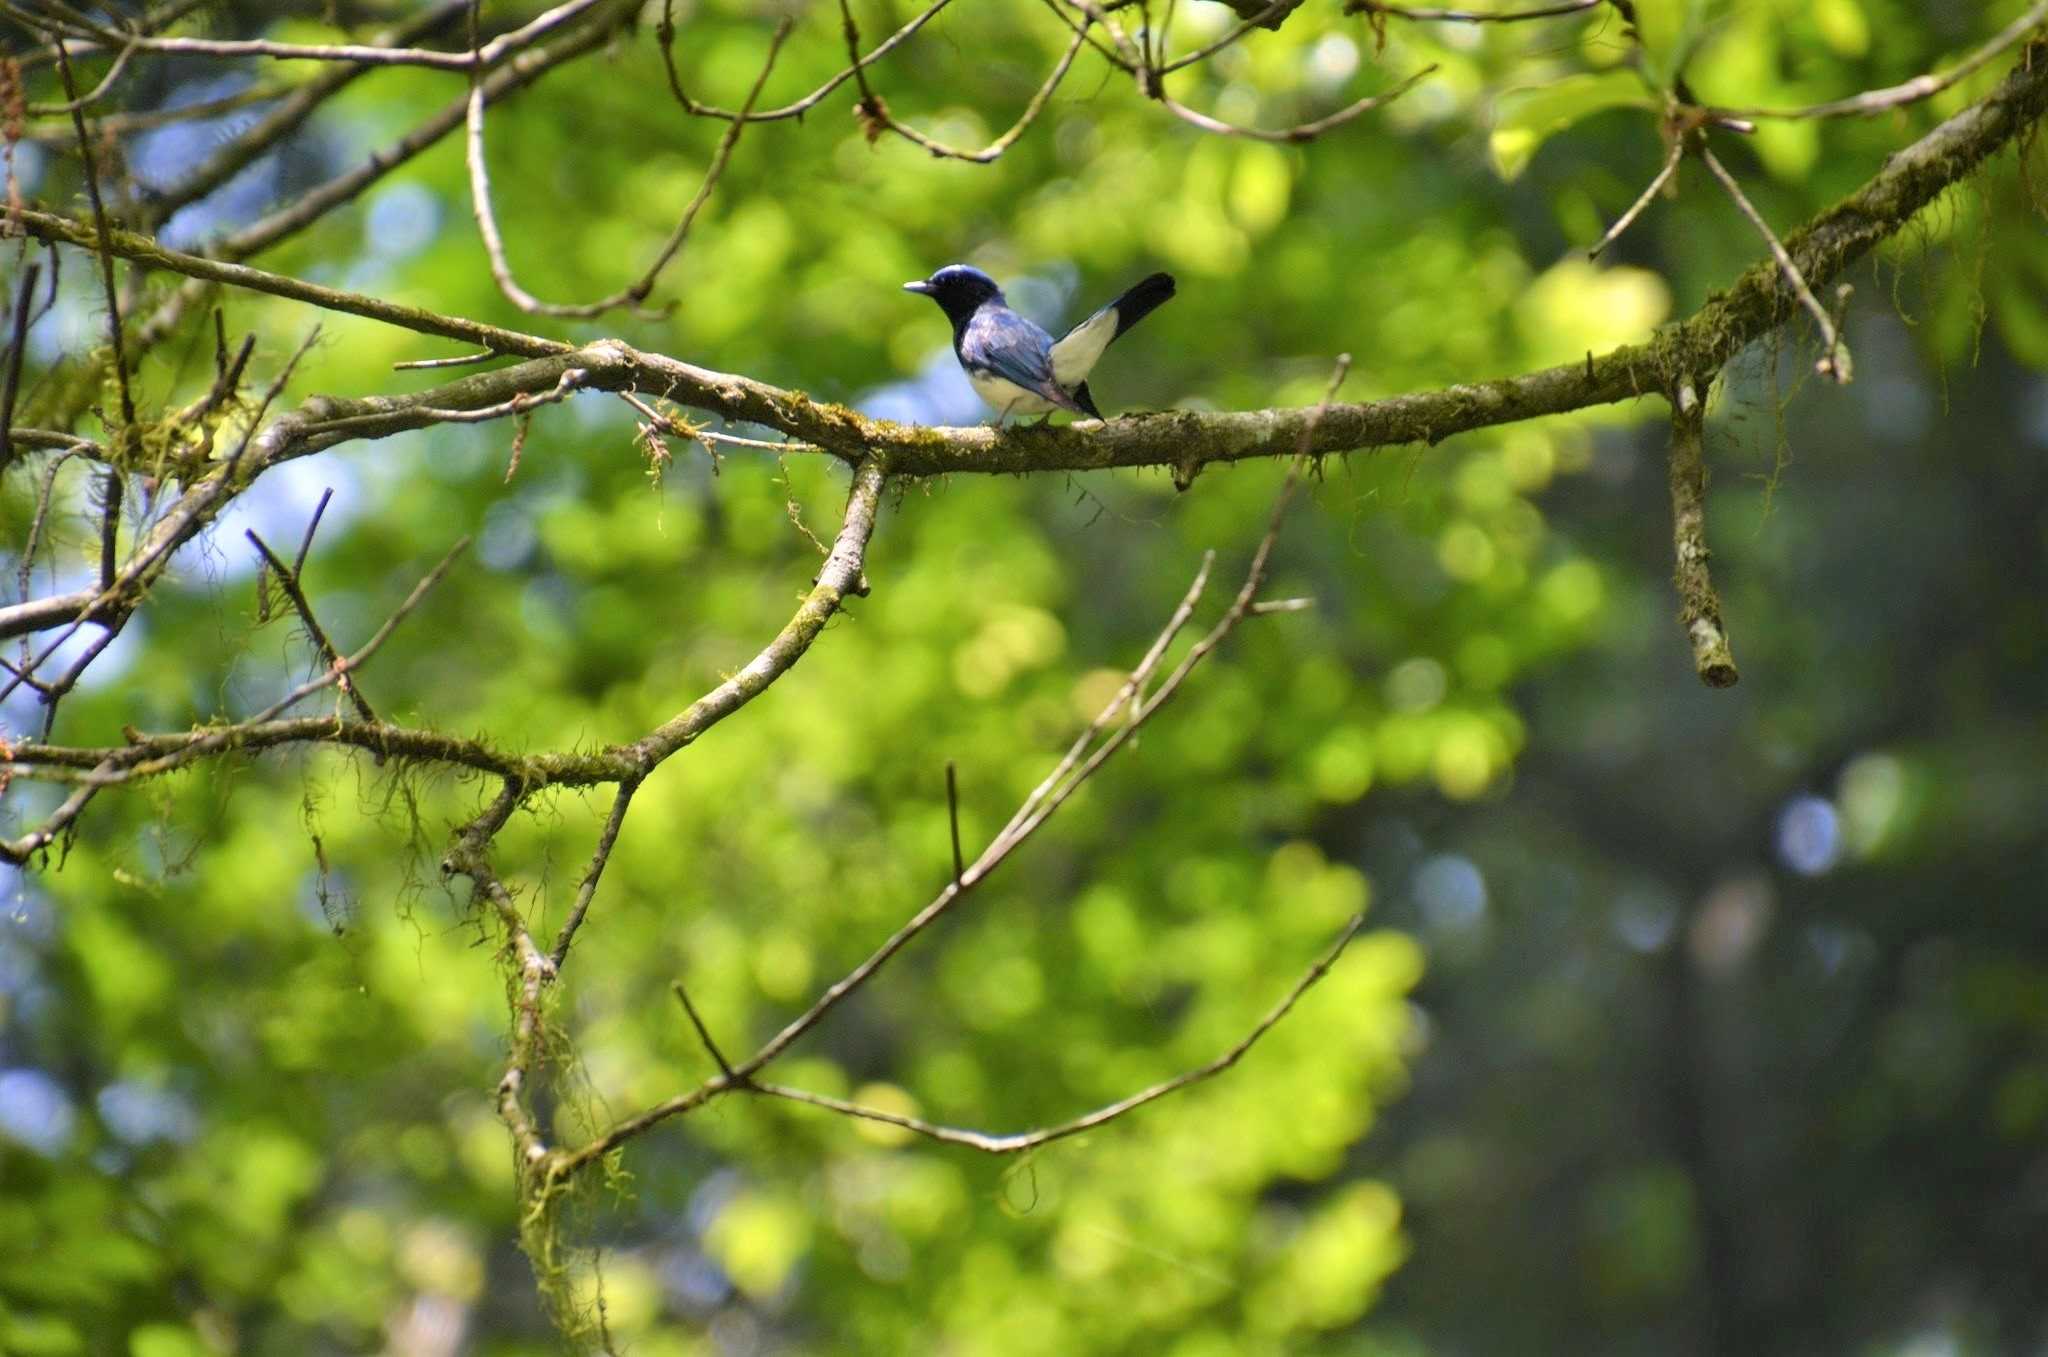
[967,368,1059,416]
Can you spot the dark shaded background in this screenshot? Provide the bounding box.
[1353,322,2048,1356]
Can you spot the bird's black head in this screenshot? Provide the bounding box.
[904,265,1003,326]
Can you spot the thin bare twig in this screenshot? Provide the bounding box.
[1348,0,1601,21]
[1,537,469,857]
[1036,0,1133,70]
[1710,2,2048,122]
[547,780,638,971]
[195,1,630,264]
[292,487,334,577]
[134,1,473,232]
[672,981,736,1079]
[749,912,1366,1154]
[24,0,605,72]
[305,367,588,437]
[1158,64,1435,143]
[1067,0,1143,67]
[843,0,1089,162]
[1698,145,1846,380]
[21,83,286,141]
[562,361,1351,1172]
[245,529,378,724]
[465,11,791,316]
[20,32,138,116]
[7,0,212,70]
[655,0,955,123]
[52,36,135,589]
[394,351,497,371]
[945,760,965,884]
[1588,136,1682,258]
[0,261,38,478]
[1160,0,1304,74]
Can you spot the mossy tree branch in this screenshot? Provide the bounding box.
[13,40,2046,497]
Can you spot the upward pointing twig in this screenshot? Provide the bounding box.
[245,529,379,725]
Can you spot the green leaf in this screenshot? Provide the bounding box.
[1631,0,1705,86]
[1490,73,1652,180]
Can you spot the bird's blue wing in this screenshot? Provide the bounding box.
[961,307,1078,409]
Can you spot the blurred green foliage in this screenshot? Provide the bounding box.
[3,1,2045,1353]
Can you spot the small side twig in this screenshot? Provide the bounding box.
[749,912,1367,1154]
[246,529,378,724]
[1710,2,2048,122]
[0,262,40,478]
[52,36,134,591]
[1160,0,1304,74]
[945,760,964,884]
[1347,0,1601,20]
[1668,378,1737,687]
[672,980,736,1080]
[303,366,587,437]
[1589,136,1682,258]
[2,538,470,851]
[1699,145,1847,380]
[20,0,600,72]
[547,779,638,971]
[0,757,114,864]
[394,350,497,371]
[560,358,1350,1174]
[292,487,335,577]
[1156,65,1435,143]
[843,0,1088,162]
[467,13,790,315]
[655,0,955,123]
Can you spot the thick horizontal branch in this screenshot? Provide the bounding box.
[14,40,2045,487]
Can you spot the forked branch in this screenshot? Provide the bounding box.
[554,361,1351,1176]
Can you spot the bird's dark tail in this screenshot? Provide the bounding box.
[1070,382,1104,419]
[1109,272,1176,337]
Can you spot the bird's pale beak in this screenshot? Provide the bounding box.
[903,280,934,295]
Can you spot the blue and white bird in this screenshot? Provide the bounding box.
[904,265,1177,421]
